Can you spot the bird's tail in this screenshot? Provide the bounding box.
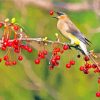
[79,42,100,70]
[79,42,89,56]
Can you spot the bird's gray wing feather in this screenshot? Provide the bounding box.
[66,20,91,45]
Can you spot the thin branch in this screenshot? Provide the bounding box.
[1,37,84,55]
[21,38,84,53]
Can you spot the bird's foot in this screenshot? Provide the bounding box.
[74,45,79,48]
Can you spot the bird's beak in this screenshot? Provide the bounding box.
[52,11,58,19]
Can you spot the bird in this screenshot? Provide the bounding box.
[54,11,91,56]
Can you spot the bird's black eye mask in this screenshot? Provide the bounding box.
[52,11,64,19]
[56,11,64,16]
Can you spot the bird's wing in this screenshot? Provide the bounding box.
[66,20,91,45]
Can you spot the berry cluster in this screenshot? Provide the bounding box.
[48,44,69,70]
[66,60,75,68]
[0,18,33,66]
[79,56,98,74]
[34,50,48,64]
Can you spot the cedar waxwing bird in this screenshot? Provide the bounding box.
[55,11,91,56]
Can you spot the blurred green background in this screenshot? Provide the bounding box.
[0,0,100,100]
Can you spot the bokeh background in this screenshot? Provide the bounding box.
[0,0,100,100]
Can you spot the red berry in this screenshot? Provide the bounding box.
[3,41,8,47]
[49,66,54,70]
[66,63,71,68]
[49,10,54,15]
[85,63,91,68]
[4,38,8,42]
[63,45,69,50]
[13,25,19,31]
[5,61,12,66]
[12,61,17,65]
[5,61,10,66]
[27,48,33,53]
[79,66,84,71]
[55,62,59,66]
[1,46,6,51]
[88,64,91,68]
[0,58,2,62]
[56,48,60,52]
[92,64,97,69]
[20,45,24,48]
[83,69,89,74]
[96,92,100,97]
[51,59,56,64]
[54,48,60,52]
[23,45,29,50]
[98,79,100,84]
[70,60,75,65]
[38,52,45,59]
[13,39,19,45]
[34,58,40,64]
[4,55,8,61]
[41,54,45,59]
[13,44,18,49]
[8,42,13,47]
[8,61,12,66]
[94,68,100,73]
[55,55,60,60]
[43,50,48,55]
[14,48,20,53]
[0,22,3,28]
[18,56,23,61]
[84,56,89,61]
[38,52,42,57]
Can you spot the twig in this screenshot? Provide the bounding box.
[0,37,84,54]
[20,38,84,54]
